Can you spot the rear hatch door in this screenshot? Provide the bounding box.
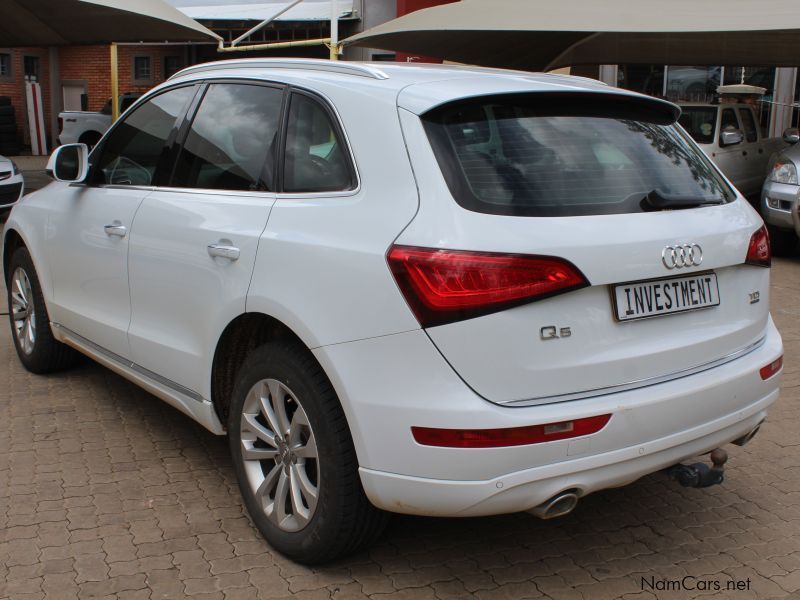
[393,87,770,405]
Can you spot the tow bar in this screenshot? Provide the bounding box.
[667,448,728,488]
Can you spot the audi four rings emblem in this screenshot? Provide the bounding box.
[662,244,703,269]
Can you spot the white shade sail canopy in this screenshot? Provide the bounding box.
[166,0,356,22]
[0,0,219,45]
[345,0,800,71]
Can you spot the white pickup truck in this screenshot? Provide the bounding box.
[678,102,786,197]
[58,93,141,148]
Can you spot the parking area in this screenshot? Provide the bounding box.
[0,254,799,599]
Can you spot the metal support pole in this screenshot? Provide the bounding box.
[110,43,119,122]
[218,38,331,53]
[231,0,303,47]
[48,46,60,149]
[330,0,339,60]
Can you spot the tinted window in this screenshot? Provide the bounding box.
[678,107,717,144]
[94,86,194,186]
[120,95,140,113]
[739,108,759,143]
[424,95,733,217]
[283,93,354,193]
[172,83,283,191]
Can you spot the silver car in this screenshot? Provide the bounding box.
[0,155,23,217]
[761,128,800,254]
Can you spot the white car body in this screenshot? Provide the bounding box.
[0,155,23,212]
[58,110,112,145]
[58,94,142,146]
[4,60,782,527]
[678,102,786,197]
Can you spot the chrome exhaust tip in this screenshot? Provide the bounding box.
[529,490,579,520]
[732,422,763,447]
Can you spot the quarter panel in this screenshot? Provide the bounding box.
[247,90,420,347]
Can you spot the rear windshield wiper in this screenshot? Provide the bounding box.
[642,189,725,211]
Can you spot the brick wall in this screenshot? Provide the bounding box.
[0,47,51,147]
[0,44,185,152]
[59,44,181,113]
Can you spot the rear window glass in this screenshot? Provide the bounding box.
[423,94,733,217]
[678,106,717,144]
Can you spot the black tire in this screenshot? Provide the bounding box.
[0,106,14,117]
[228,341,387,564]
[768,225,797,256]
[78,131,102,150]
[0,97,11,107]
[6,247,81,373]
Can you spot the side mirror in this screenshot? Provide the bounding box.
[46,144,89,183]
[720,128,744,147]
[783,128,800,145]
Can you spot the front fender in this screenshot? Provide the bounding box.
[3,188,58,311]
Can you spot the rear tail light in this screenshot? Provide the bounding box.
[411,415,612,448]
[760,356,783,380]
[746,225,771,267]
[387,245,589,327]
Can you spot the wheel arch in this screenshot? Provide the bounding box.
[210,312,323,427]
[3,227,27,282]
[78,130,103,144]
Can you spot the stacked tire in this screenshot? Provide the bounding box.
[0,97,21,156]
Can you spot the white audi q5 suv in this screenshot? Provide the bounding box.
[3,59,783,563]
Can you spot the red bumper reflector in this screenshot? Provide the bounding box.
[760,356,783,380]
[411,414,612,448]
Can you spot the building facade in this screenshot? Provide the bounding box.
[0,0,400,153]
[3,1,798,154]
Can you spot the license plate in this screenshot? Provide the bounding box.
[612,272,720,322]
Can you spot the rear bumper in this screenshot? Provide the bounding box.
[314,318,782,517]
[359,396,771,516]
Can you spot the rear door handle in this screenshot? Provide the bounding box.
[104,221,127,238]
[207,243,240,261]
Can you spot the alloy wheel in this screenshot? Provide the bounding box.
[240,378,319,532]
[10,267,36,355]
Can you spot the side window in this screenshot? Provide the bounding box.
[720,108,741,138]
[172,83,283,191]
[283,93,354,193]
[739,108,759,143]
[93,86,195,186]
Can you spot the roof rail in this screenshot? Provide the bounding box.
[171,58,390,81]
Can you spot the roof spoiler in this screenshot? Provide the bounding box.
[421,91,681,125]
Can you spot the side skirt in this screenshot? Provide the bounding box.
[52,323,225,435]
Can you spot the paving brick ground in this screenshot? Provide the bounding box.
[2,255,800,599]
